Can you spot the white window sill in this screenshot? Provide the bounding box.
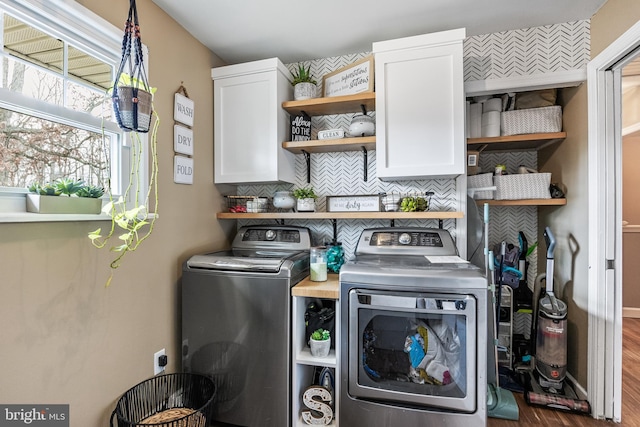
[0,190,157,223]
[0,212,158,223]
[0,212,115,223]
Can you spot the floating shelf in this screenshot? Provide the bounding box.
[467,132,566,152]
[283,136,375,154]
[475,198,566,206]
[282,92,375,116]
[217,211,463,220]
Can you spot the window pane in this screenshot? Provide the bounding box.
[67,80,112,118]
[0,108,109,188]
[68,45,112,91]
[2,56,63,104]
[3,14,63,74]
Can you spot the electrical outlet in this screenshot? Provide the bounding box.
[154,348,166,375]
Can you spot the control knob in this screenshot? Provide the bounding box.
[398,233,412,245]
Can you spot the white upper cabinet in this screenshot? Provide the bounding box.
[212,58,296,184]
[373,28,466,181]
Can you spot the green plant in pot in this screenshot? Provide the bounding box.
[309,328,331,358]
[290,63,317,101]
[26,178,104,214]
[292,187,317,212]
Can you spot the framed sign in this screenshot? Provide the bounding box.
[174,124,194,156]
[326,195,381,212]
[174,155,194,185]
[322,56,374,98]
[290,113,311,141]
[174,93,194,126]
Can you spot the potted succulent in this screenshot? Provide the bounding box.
[26,178,104,214]
[292,187,317,212]
[309,328,331,358]
[290,63,317,101]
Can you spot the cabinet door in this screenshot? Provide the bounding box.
[214,69,295,184]
[375,40,465,180]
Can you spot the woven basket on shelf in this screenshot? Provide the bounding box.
[494,173,551,200]
[501,105,562,136]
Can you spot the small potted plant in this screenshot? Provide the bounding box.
[26,178,104,214]
[309,328,331,358]
[292,187,317,212]
[290,63,317,101]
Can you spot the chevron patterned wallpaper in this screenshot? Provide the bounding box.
[233,21,588,272]
[463,20,590,81]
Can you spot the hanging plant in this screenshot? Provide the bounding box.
[88,0,160,286]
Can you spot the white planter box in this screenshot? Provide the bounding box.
[26,194,102,214]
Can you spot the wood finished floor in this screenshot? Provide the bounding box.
[489,317,640,426]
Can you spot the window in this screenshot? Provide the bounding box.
[0,0,131,216]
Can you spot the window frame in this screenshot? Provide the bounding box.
[0,0,146,222]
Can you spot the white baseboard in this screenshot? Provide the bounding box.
[623,307,640,318]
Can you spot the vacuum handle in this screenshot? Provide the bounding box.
[544,226,556,259]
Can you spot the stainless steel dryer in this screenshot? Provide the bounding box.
[339,227,488,427]
[182,225,311,427]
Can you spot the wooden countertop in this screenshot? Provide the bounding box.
[292,274,339,299]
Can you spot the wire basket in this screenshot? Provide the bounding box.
[110,373,215,427]
[226,196,271,213]
[380,191,433,212]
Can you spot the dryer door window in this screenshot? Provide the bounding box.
[348,289,477,413]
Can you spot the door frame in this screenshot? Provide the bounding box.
[587,20,640,422]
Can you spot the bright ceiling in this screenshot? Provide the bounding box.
[151,0,607,65]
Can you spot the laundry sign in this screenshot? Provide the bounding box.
[174,93,194,126]
[174,124,194,156]
[174,155,194,185]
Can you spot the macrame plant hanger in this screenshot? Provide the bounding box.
[112,0,153,133]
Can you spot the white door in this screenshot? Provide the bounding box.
[588,21,640,422]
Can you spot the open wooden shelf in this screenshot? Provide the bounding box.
[217,211,463,220]
[467,132,566,152]
[282,92,375,116]
[282,136,375,154]
[475,198,566,206]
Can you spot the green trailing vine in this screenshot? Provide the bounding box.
[88,111,160,286]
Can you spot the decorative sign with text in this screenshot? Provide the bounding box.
[174,124,194,156]
[290,113,311,141]
[326,195,381,212]
[322,56,374,98]
[174,93,194,126]
[174,155,193,185]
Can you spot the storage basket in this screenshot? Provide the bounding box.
[501,105,562,136]
[467,173,495,200]
[226,196,271,213]
[494,173,551,200]
[111,373,215,427]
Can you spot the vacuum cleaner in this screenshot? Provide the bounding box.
[524,227,591,414]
